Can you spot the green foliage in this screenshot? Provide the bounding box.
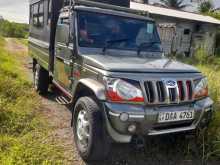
[0,20,28,38]
[195,48,210,64]
[198,1,213,14]
[0,37,66,164]
[196,66,220,160]
[207,11,220,20]
[177,49,220,161]
[159,0,190,9]
[198,3,220,20]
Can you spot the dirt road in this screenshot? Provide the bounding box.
[5,38,212,165]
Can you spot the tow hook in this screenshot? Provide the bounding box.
[131,135,145,151]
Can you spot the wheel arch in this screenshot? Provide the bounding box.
[72,78,106,107]
[71,78,106,126]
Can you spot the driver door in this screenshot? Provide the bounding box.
[54,14,73,91]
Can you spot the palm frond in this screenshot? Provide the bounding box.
[159,0,190,10]
[178,4,191,9]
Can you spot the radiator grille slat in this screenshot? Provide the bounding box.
[156,81,165,102]
[145,81,155,103]
[169,88,176,102]
[186,80,193,100]
[177,81,185,101]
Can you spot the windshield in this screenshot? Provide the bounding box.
[77,11,162,52]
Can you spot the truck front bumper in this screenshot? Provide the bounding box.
[103,97,213,143]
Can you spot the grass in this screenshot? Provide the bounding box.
[196,65,220,161]
[15,38,28,46]
[0,36,66,165]
[176,52,220,161]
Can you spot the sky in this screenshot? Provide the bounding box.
[0,0,220,23]
[0,0,29,23]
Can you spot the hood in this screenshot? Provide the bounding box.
[82,54,200,73]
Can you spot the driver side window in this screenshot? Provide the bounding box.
[56,15,71,60]
[57,16,70,45]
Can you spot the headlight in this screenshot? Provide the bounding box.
[193,77,209,99]
[104,77,144,104]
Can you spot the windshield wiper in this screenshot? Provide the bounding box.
[137,41,161,56]
[102,38,130,54]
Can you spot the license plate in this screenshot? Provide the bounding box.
[158,110,194,123]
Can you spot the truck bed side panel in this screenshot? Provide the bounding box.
[29,38,50,70]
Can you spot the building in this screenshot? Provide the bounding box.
[131,2,220,56]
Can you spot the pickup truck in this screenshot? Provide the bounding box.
[29,0,213,162]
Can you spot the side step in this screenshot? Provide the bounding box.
[55,96,72,105]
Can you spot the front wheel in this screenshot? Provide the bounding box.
[33,63,49,94]
[73,97,110,162]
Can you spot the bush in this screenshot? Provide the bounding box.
[194,48,209,64]
[0,20,28,38]
[208,11,220,20]
[177,47,220,161]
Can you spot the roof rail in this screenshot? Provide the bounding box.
[72,0,149,16]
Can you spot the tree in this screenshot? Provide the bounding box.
[159,0,190,10]
[0,20,28,38]
[198,1,213,13]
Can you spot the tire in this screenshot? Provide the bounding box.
[33,63,49,94]
[73,96,110,162]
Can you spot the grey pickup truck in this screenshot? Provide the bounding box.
[29,0,213,162]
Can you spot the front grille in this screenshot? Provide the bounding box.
[144,80,193,104]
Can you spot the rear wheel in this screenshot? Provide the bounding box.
[33,63,49,94]
[73,96,110,162]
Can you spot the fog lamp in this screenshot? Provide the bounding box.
[128,124,137,133]
[120,113,129,122]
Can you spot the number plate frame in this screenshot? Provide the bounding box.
[158,110,195,123]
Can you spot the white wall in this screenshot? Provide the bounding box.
[153,15,217,56]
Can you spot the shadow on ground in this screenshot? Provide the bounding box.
[87,135,203,165]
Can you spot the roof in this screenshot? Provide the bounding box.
[130,2,220,25]
[75,6,154,21]
[29,0,40,4]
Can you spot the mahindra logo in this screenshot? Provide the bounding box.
[166,80,176,86]
[165,80,176,87]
